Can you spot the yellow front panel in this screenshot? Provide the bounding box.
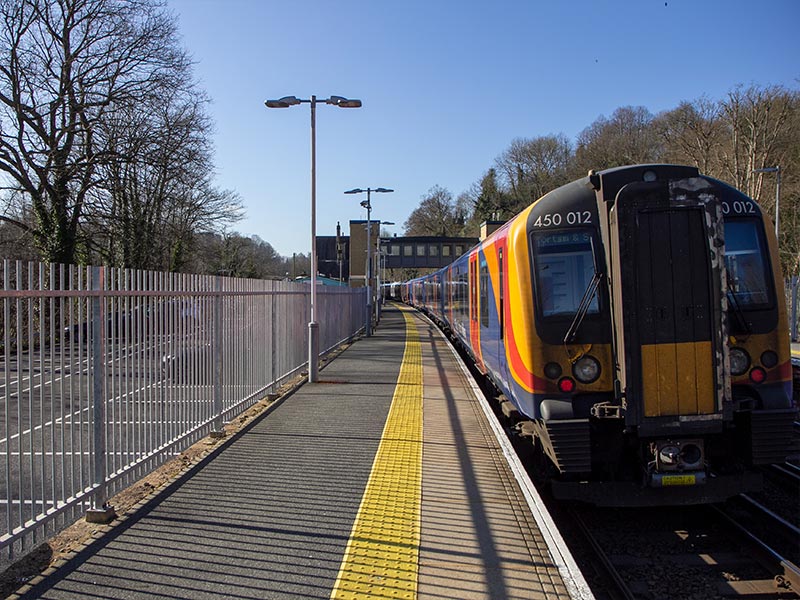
[641,341,715,417]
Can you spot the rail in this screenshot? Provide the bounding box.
[0,260,366,563]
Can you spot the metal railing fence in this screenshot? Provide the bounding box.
[0,260,366,562]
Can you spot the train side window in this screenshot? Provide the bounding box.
[724,219,772,308]
[463,272,467,319]
[532,230,599,318]
[479,255,489,328]
[459,271,466,318]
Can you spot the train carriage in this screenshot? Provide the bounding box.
[405,164,796,506]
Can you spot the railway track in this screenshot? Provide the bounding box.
[526,425,800,599]
[713,496,800,596]
[476,372,800,599]
[445,315,800,598]
[563,501,799,600]
[773,461,800,487]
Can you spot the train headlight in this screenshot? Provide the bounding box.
[544,362,562,379]
[760,350,778,368]
[572,355,601,384]
[729,347,750,376]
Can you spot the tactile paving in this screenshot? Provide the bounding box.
[330,309,423,599]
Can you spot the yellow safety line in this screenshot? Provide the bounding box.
[330,309,423,599]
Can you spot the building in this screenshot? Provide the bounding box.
[315,221,480,288]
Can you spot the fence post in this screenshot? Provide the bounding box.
[86,266,115,523]
[271,281,277,394]
[210,275,224,437]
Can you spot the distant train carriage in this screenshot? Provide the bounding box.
[405,164,796,506]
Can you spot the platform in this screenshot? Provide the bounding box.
[11,304,591,600]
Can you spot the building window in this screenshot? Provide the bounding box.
[389,244,400,256]
[403,245,413,257]
[416,245,426,256]
[455,245,464,256]
[442,245,451,257]
[429,245,439,256]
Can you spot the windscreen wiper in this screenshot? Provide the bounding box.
[726,289,751,334]
[563,271,602,344]
[726,273,753,334]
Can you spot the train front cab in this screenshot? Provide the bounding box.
[543,165,796,506]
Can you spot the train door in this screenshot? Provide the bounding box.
[608,179,729,432]
[497,246,510,391]
[469,251,484,371]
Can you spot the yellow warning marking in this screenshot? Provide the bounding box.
[330,309,423,599]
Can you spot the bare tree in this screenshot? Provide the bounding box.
[573,106,662,174]
[494,134,573,213]
[89,87,242,271]
[718,85,796,196]
[655,97,725,173]
[403,185,464,236]
[0,0,190,265]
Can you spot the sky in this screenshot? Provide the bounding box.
[166,0,799,258]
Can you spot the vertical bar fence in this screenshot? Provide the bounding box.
[0,261,366,564]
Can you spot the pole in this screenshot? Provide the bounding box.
[336,221,342,282]
[376,240,381,324]
[212,275,223,433]
[86,266,115,523]
[308,96,320,382]
[266,94,361,380]
[365,189,372,337]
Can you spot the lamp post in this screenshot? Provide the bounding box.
[374,221,394,324]
[753,166,781,238]
[344,187,393,336]
[265,95,362,382]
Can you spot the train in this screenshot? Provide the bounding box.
[401,164,796,506]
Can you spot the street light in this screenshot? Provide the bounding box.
[374,221,395,324]
[753,166,781,238]
[344,187,394,336]
[265,94,362,382]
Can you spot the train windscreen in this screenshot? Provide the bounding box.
[532,230,599,318]
[724,220,771,309]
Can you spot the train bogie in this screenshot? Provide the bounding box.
[404,164,796,506]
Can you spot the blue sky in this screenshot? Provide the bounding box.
[167,0,799,257]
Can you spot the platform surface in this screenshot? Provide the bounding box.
[12,304,586,600]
